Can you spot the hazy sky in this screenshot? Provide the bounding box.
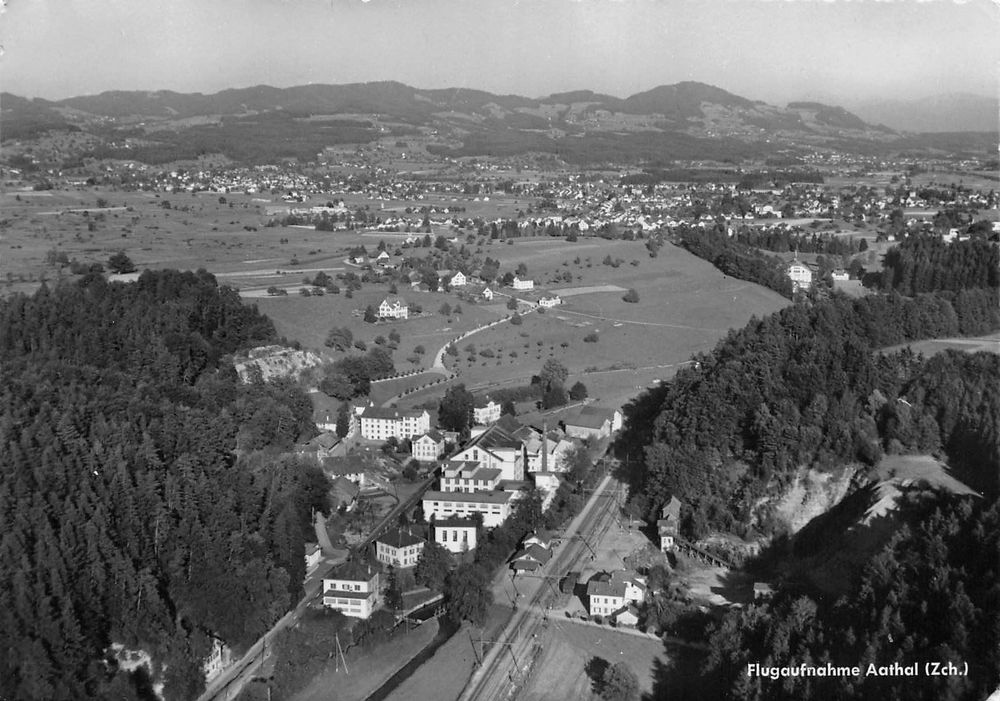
[2,0,997,105]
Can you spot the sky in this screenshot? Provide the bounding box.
[1,0,997,105]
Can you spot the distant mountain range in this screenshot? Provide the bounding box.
[847,93,998,134]
[2,81,996,165]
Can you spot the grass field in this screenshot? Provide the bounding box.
[290,618,440,701]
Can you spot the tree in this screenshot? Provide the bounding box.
[108,251,136,274]
[415,540,452,591]
[510,313,523,325]
[335,402,351,438]
[622,288,639,303]
[445,563,493,626]
[506,297,518,310]
[540,359,569,391]
[325,326,353,351]
[600,662,639,701]
[439,302,452,316]
[569,381,588,401]
[364,305,378,323]
[388,329,401,344]
[439,384,474,435]
[501,399,517,416]
[384,567,403,612]
[542,383,568,409]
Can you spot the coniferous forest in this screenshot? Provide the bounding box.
[0,271,328,701]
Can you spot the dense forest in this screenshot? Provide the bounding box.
[734,227,864,257]
[617,290,1000,536]
[0,271,328,701]
[703,495,999,701]
[880,236,999,295]
[675,226,795,298]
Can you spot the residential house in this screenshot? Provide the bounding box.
[481,286,494,301]
[612,605,640,627]
[472,396,501,426]
[754,582,775,601]
[360,407,430,441]
[511,276,534,290]
[432,516,478,554]
[587,570,647,617]
[322,561,380,619]
[378,295,409,320]
[563,406,623,440]
[321,455,372,488]
[657,496,682,553]
[538,294,561,308]
[440,461,502,493]
[376,528,426,568]
[510,542,552,572]
[787,261,813,293]
[203,636,233,683]
[304,542,323,572]
[450,271,467,287]
[422,489,514,528]
[412,430,447,463]
[298,431,341,459]
[831,268,849,282]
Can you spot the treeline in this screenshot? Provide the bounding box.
[619,168,823,187]
[0,271,327,701]
[677,226,794,298]
[617,291,1000,537]
[734,227,864,256]
[880,236,999,295]
[702,496,1000,701]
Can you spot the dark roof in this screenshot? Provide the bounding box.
[495,414,523,433]
[322,455,371,474]
[511,543,552,565]
[324,589,375,600]
[328,561,378,582]
[378,528,426,549]
[416,430,445,442]
[361,406,426,420]
[472,395,496,408]
[433,516,477,529]
[424,489,512,505]
[564,412,610,429]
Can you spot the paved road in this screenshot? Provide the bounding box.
[459,472,620,701]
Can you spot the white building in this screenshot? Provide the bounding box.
[411,430,447,462]
[657,496,682,553]
[375,528,426,568]
[378,295,409,319]
[538,294,561,308]
[563,406,623,440]
[440,461,502,493]
[203,637,233,683]
[511,276,534,290]
[432,517,478,554]
[422,489,514,528]
[472,397,501,426]
[360,407,430,441]
[304,542,323,572]
[451,419,526,481]
[322,562,380,619]
[787,261,813,293]
[450,271,467,287]
[587,570,647,617]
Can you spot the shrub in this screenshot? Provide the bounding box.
[623,288,640,303]
[584,332,599,343]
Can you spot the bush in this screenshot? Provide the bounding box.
[584,332,599,343]
[510,313,523,325]
[622,288,640,303]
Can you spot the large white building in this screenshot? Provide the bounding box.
[432,517,478,554]
[451,419,526,481]
[511,276,534,290]
[322,562,380,619]
[422,489,514,528]
[787,261,813,293]
[360,407,430,441]
[440,460,502,493]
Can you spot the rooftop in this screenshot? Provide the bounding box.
[378,527,426,549]
[424,489,513,505]
[433,516,478,529]
[327,560,378,582]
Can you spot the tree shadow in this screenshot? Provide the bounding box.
[644,642,715,701]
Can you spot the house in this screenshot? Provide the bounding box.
[510,541,552,572]
[511,276,534,290]
[612,605,640,627]
[538,294,561,308]
[657,496,682,553]
[481,286,494,301]
[412,430,447,463]
[298,431,341,459]
[432,516,478,553]
[360,407,430,441]
[440,461,502,493]
[321,455,372,488]
[787,261,813,293]
[587,570,647,617]
[378,295,409,320]
[304,542,323,572]
[831,268,850,282]
[452,421,526,481]
[322,561,381,619]
[450,271,467,287]
[472,396,501,426]
[374,250,391,264]
[376,527,426,568]
[753,582,775,601]
[563,406,623,440]
[422,489,514,527]
[203,636,233,683]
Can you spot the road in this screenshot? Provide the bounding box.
[459,472,621,701]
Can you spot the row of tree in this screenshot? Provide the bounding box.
[880,236,999,295]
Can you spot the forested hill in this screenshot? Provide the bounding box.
[617,289,1000,537]
[0,271,329,701]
